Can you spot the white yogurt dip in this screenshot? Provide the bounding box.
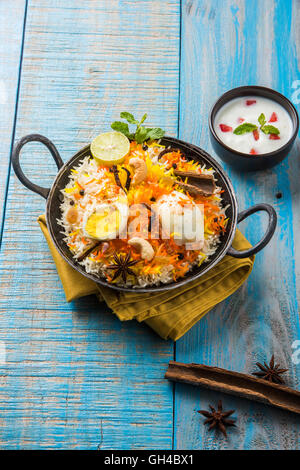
[214,96,293,155]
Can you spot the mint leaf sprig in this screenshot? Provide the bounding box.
[261,125,280,135]
[258,113,266,127]
[111,112,165,144]
[233,113,280,136]
[233,123,258,135]
[258,113,280,135]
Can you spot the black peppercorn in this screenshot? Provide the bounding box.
[70,200,75,206]
[214,217,218,222]
[142,144,148,151]
[276,192,282,199]
[172,163,177,169]
[150,197,156,202]
[79,189,85,196]
[178,253,184,260]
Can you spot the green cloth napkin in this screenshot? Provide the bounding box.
[38,215,254,340]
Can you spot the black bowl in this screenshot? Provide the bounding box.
[12,134,277,293]
[209,86,299,171]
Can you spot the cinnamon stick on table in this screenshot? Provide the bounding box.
[165,361,300,415]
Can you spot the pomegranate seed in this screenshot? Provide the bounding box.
[253,129,259,141]
[269,134,280,140]
[219,124,232,132]
[269,112,278,122]
[246,99,256,106]
[238,117,245,123]
[250,148,258,155]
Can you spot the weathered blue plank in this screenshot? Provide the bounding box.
[0,0,180,449]
[0,1,27,231]
[175,0,300,450]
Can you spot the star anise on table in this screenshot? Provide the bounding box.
[106,252,139,283]
[197,400,236,437]
[252,354,288,384]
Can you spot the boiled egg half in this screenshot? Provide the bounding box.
[157,191,204,247]
[83,202,128,241]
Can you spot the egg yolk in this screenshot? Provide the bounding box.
[85,209,120,240]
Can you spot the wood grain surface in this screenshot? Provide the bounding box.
[0,0,299,450]
[0,1,26,229]
[0,0,179,450]
[175,0,300,450]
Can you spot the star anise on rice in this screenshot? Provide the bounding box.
[252,354,288,384]
[107,252,138,283]
[197,400,236,437]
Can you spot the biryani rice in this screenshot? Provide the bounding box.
[58,141,228,287]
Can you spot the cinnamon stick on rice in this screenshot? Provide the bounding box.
[77,241,102,262]
[174,170,216,196]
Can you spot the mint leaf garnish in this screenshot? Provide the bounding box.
[258,113,266,127]
[261,124,280,135]
[145,127,165,140]
[233,113,281,138]
[135,126,149,144]
[139,113,147,125]
[233,123,258,135]
[111,121,131,137]
[111,112,165,143]
[120,112,139,125]
[258,113,280,135]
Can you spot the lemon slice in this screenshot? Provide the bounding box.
[91,131,130,166]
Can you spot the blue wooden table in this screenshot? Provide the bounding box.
[0,0,299,450]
